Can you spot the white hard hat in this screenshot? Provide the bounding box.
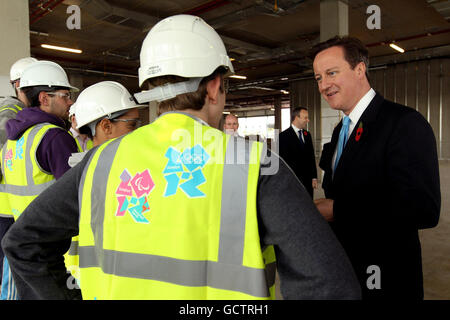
[73,81,141,129]
[69,104,77,118]
[18,60,79,91]
[137,14,234,88]
[10,57,38,81]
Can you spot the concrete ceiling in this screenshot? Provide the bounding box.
[28,0,450,108]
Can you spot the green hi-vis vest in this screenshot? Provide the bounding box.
[0,103,23,114]
[76,112,276,300]
[0,123,59,220]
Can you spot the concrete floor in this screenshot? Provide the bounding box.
[275,161,450,300]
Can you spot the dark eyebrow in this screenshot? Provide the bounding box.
[314,67,339,77]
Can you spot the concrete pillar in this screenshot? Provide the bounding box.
[0,0,30,97]
[319,0,348,146]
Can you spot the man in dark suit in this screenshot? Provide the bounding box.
[311,36,440,300]
[279,107,318,198]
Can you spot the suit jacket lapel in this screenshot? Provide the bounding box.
[288,126,303,148]
[333,92,385,182]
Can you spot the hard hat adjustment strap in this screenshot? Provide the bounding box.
[134,77,202,103]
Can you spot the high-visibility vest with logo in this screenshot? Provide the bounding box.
[77,112,276,300]
[0,123,59,220]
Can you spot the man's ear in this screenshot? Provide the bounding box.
[99,118,113,136]
[206,75,222,104]
[39,91,49,106]
[356,62,366,79]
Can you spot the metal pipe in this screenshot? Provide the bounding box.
[366,28,450,48]
[183,0,231,15]
[30,0,55,20]
[31,0,65,25]
[65,67,138,78]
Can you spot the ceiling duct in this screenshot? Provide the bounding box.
[80,0,160,31]
[427,0,450,20]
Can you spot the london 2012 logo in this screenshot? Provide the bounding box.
[115,169,155,224]
[163,144,210,198]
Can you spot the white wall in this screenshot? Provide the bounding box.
[0,0,30,78]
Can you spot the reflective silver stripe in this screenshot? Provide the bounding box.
[25,123,53,186]
[78,247,269,298]
[79,135,269,297]
[0,180,55,195]
[78,148,96,221]
[218,136,250,265]
[68,241,79,256]
[89,137,124,251]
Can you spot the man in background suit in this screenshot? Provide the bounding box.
[279,107,318,198]
[311,36,440,299]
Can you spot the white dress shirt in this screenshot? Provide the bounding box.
[332,88,376,172]
[291,124,305,143]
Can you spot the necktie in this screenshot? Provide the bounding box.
[334,116,350,172]
[298,129,304,146]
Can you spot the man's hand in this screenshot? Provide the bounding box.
[312,179,318,189]
[314,198,334,221]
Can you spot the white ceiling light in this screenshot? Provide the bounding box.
[389,43,405,53]
[41,44,82,54]
[229,75,247,79]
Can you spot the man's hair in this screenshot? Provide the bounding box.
[147,67,227,115]
[309,36,370,82]
[291,107,308,122]
[21,86,68,108]
[225,113,238,121]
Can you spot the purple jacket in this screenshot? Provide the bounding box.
[6,107,78,179]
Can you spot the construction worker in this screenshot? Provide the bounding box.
[65,81,142,281]
[2,15,361,300]
[67,81,142,167]
[0,60,78,299]
[68,105,93,153]
[0,57,37,291]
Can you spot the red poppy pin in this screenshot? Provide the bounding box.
[303,130,308,136]
[355,122,363,142]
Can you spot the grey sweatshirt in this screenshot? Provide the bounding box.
[2,141,361,300]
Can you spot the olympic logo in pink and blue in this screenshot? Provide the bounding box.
[115,169,155,224]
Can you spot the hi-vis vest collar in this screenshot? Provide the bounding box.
[76,113,276,299]
[158,110,210,127]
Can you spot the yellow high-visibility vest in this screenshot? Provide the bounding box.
[0,103,23,115]
[86,139,93,151]
[76,112,276,300]
[0,123,59,220]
